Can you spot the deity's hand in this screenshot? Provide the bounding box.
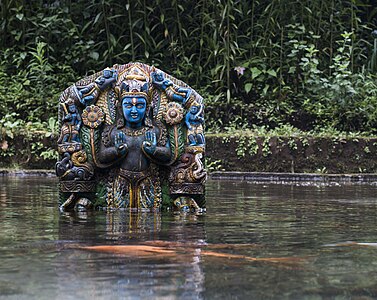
[114,132,127,156]
[142,131,157,155]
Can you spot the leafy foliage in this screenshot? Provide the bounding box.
[1,0,377,136]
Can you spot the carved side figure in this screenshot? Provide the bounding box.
[185,102,205,146]
[151,71,192,105]
[58,99,82,144]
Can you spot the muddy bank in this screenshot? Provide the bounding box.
[206,135,377,174]
[1,133,377,174]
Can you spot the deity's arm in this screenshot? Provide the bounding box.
[75,113,82,130]
[185,113,193,130]
[97,127,128,164]
[149,142,172,163]
[97,146,119,164]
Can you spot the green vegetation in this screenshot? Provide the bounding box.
[207,123,377,160]
[1,0,377,152]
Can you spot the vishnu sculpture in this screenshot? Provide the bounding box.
[56,62,206,211]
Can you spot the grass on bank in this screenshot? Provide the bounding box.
[2,120,377,165]
[206,123,377,140]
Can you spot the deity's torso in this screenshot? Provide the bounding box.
[112,126,160,172]
[99,121,168,172]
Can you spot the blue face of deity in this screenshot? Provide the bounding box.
[122,96,147,128]
[155,72,164,81]
[68,104,76,113]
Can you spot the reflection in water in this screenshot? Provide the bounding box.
[2,176,377,298]
[56,209,206,299]
[105,211,162,240]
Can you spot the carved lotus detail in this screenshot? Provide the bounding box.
[82,105,105,128]
[164,102,183,125]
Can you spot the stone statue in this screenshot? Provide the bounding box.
[56,63,206,212]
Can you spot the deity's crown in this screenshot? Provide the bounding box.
[116,66,151,103]
[65,98,75,106]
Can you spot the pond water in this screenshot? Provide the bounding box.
[1,176,377,299]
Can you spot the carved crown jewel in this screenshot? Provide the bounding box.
[115,65,152,103]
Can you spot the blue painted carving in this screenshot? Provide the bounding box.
[151,71,192,105]
[56,62,206,212]
[58,99,82,144]
[185,102,205,146]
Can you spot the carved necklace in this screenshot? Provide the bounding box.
[122,126,149,136]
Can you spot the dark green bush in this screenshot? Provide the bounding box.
[1,0,377,134]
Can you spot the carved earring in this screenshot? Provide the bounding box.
[117,101,125,128]
[144,107,153,128]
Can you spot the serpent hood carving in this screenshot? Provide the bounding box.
[56,62,206,212]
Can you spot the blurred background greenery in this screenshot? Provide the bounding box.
[1,0,377,139]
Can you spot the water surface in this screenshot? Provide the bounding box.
[1,176,377,299]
